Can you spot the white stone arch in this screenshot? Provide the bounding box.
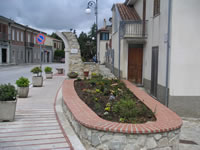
[56,32,70,75]
[56,32,99,78]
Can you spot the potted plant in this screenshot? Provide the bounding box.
[44,66,53,79]
[83,69,89,78]
[68,72,78,78]
[16,77,30,98]
[31,67,43,87]
[0,84,17,121]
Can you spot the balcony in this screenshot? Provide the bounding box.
[0,33,8,41]
[120,21,148,39]
[26,42,34,47]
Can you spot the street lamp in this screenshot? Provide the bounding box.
[85,0,98,62]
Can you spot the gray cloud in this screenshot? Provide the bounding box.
[0,0,124,34]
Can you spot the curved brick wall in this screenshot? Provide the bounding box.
[62,80,182,150]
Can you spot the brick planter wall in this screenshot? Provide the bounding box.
[62,80,182,150]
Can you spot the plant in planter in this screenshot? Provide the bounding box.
[16,77,30,98]
[83,69,89,78]
[44,66,53,79]
[0,84,17,121]
[31,67,43,87]
[68,72,78,79]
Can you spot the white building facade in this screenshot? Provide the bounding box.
[110,0,200,117]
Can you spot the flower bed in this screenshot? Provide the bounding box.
[62,79,182,150]
[74,76,155,124]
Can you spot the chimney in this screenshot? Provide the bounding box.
[104,19,106,28]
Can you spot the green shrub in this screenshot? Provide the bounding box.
[31,67,42,76]
[0,84,17,101]
[68,72,78,78]
[113,98,148,123]
[16,77,30,87]
[44,67,52,73]
[54,50,65,61]
[77,77,82,81]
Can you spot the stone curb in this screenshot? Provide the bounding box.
[55,85,86,150]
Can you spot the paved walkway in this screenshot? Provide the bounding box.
[180,118,200,150]
[0,76,73,150]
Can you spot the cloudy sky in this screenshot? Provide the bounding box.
[0,0,124,35]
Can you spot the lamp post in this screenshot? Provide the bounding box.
[85,0,98,62]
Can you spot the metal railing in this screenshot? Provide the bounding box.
[120,21,148,38]
[0,33,8,41]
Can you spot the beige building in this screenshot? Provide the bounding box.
[53,39,62,51]
[44,35,63,61]
[97,19,112,64]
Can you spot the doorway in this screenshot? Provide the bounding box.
[2,48,7,63]
[47,52,50,63]
[151,47,159,97]
[128,44,143,84]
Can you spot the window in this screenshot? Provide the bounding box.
[153,0,160,17]
[21,32,23,42]
[100,32,109,40]
[34,36,36,44]
[28,33,31,42]
[17,31,19,41]
[54,43,56,48]
[12,29,15,40]
[2,25,6,33]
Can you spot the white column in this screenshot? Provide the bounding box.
[7,46,10,63]
[65,48,70,74]
[56,32,70,75]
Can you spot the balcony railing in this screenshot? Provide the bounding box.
[0,33,8,41]
[120,21,148,38]
[25,42,34,47]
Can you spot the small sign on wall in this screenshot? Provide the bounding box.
[71,49,78,54]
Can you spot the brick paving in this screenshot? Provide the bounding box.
[0,76,73,150]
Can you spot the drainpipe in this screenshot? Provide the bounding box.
[165,0,172,107]
[142,0,146,36]
[118,22,121,79]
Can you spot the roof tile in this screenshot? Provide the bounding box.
[116,3,141,21]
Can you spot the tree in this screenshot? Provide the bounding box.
[50,32,62,40]
[78,23,97,62]
[78,32,89,62]
[54,49,65,61]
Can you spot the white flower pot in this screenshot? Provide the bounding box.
[0,100,17,122]
[17,87,29,98]
[45,72,53,79]
[32,76,43,87]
